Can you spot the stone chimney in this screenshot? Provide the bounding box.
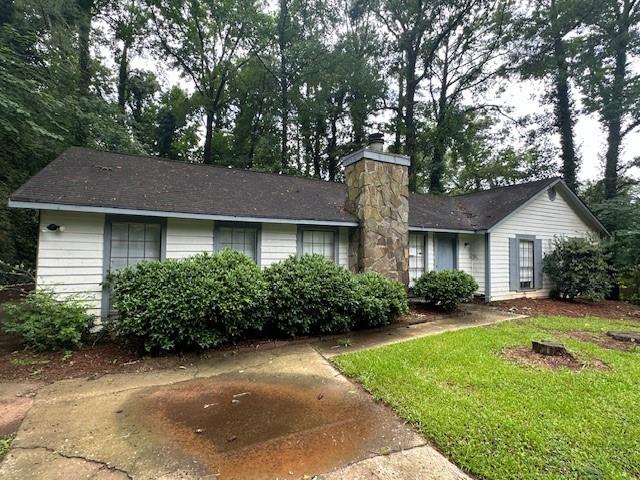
[342,133,410,285]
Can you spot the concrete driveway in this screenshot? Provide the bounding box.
[0,307,519,479]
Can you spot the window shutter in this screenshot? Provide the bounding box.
[534,239,543,289]
[509,237,519,291]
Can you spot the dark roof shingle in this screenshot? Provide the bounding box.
[10,147,561,231]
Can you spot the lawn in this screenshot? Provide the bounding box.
[334,316,640,480]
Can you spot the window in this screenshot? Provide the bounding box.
[216,225,258,261]
[300,229,336,262]
[519,239,534,289]
[409,233,426,283]
[110,222,162,271]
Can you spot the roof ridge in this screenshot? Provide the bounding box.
[451,177,561,197]
[67,146,347,188]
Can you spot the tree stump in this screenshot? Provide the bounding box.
[532,340,568,356]
[607,331,640,343]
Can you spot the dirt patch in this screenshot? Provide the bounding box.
[122,373,421,479]
[0,342,199,383]
[562,331,640,352]
[401,302,452,325]
[502,346,608,371]
[494,298,640,320]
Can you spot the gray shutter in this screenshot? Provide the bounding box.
[509,237,519,291]
[534,239,543,289]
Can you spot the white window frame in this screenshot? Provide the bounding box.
[297,226,338,263]
[409,232,427,284]
[214,222,261,264]
[518,238,534,290]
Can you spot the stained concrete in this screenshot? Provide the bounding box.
[0,306,519,479]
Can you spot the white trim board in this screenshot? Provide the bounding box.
[8,200,360,228]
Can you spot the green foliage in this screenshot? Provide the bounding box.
[0,434,13,460]
[542,237,611,301]
[1,290,92,352]
[413,270,478,311]
[352,272,408,328]
[620,265,640,305]
[263,255,355,336]
[110,250,268,352]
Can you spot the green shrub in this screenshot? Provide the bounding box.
[1,290,92,351]
[352,272,408,327]
[543,237,611,301]
[263,255,355,336]
[413,270,478,311]
[110,250,268,352]
[620,265,640,305]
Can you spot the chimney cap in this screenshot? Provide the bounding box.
[367,132,384,145]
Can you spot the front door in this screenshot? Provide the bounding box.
[435,233,457,271]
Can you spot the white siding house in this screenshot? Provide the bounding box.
[11,147,609,322]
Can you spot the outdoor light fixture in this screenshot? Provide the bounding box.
[42,223,65,232]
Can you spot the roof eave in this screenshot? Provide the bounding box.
[7,199,360,228]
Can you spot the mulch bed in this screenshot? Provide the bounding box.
[494,298,640,320]
[502,346,608,371]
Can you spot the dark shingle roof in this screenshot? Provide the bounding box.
[10,147,358,224]
[409,177,561,231]
[10,147,562,230]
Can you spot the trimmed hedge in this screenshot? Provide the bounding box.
[352,272,408,328]
[1,289,92,351]
[262,254,355,336]
[110,250,268,352]
[109,252,409,351]
[543,237,611,301]
[413,270,478,311]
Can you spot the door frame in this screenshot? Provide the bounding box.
[101,215,167,319]
[434,232,458,271]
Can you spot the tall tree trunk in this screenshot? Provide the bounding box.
[278,0,289,171]
[203,110,214,164]
[550,1,578,191]
[393,70,404,153]
[77,0,93,98]
[603,6,629,199]
[117,40,130,112]
[429,43,450,194]
[327,116,338,181]
[404,54,418,191]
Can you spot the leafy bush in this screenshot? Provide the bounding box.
[110,250,268,352]
[1,290,92,351]
[543,237,611,301]
[263,254,355,336]
[619,265,640,305]
[413,270,478,311]
[352,272,408,327]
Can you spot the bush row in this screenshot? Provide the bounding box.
[110,251,408,352]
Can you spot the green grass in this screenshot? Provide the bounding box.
[0,435,14,460]
[334,316,640,480]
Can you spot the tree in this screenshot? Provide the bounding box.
[577,0,640,198]
[376,0,479,191]
[149,0,260,164]
[154,86,200,161]
[514,0,595,191]
[424,0,511,192]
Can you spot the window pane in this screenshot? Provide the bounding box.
[216,226,257,261]
[111,223,128,242]
[128,241,145,258]
[301,229,335,262]
[409,234,425,283]
[519,239,534,288]
[129,224,145,242]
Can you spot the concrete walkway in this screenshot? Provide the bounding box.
[0,306,521,480]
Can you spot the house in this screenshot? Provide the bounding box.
[8,135,608,322]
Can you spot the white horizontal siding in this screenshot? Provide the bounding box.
[36,211,104,318]
[165,218,213,259]
[260,223,297,267]
[458,234,485,294]
[490,188,596,301]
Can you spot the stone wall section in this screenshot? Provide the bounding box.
[344,157,409,285]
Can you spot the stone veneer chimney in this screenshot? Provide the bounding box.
[342,133,410,285]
